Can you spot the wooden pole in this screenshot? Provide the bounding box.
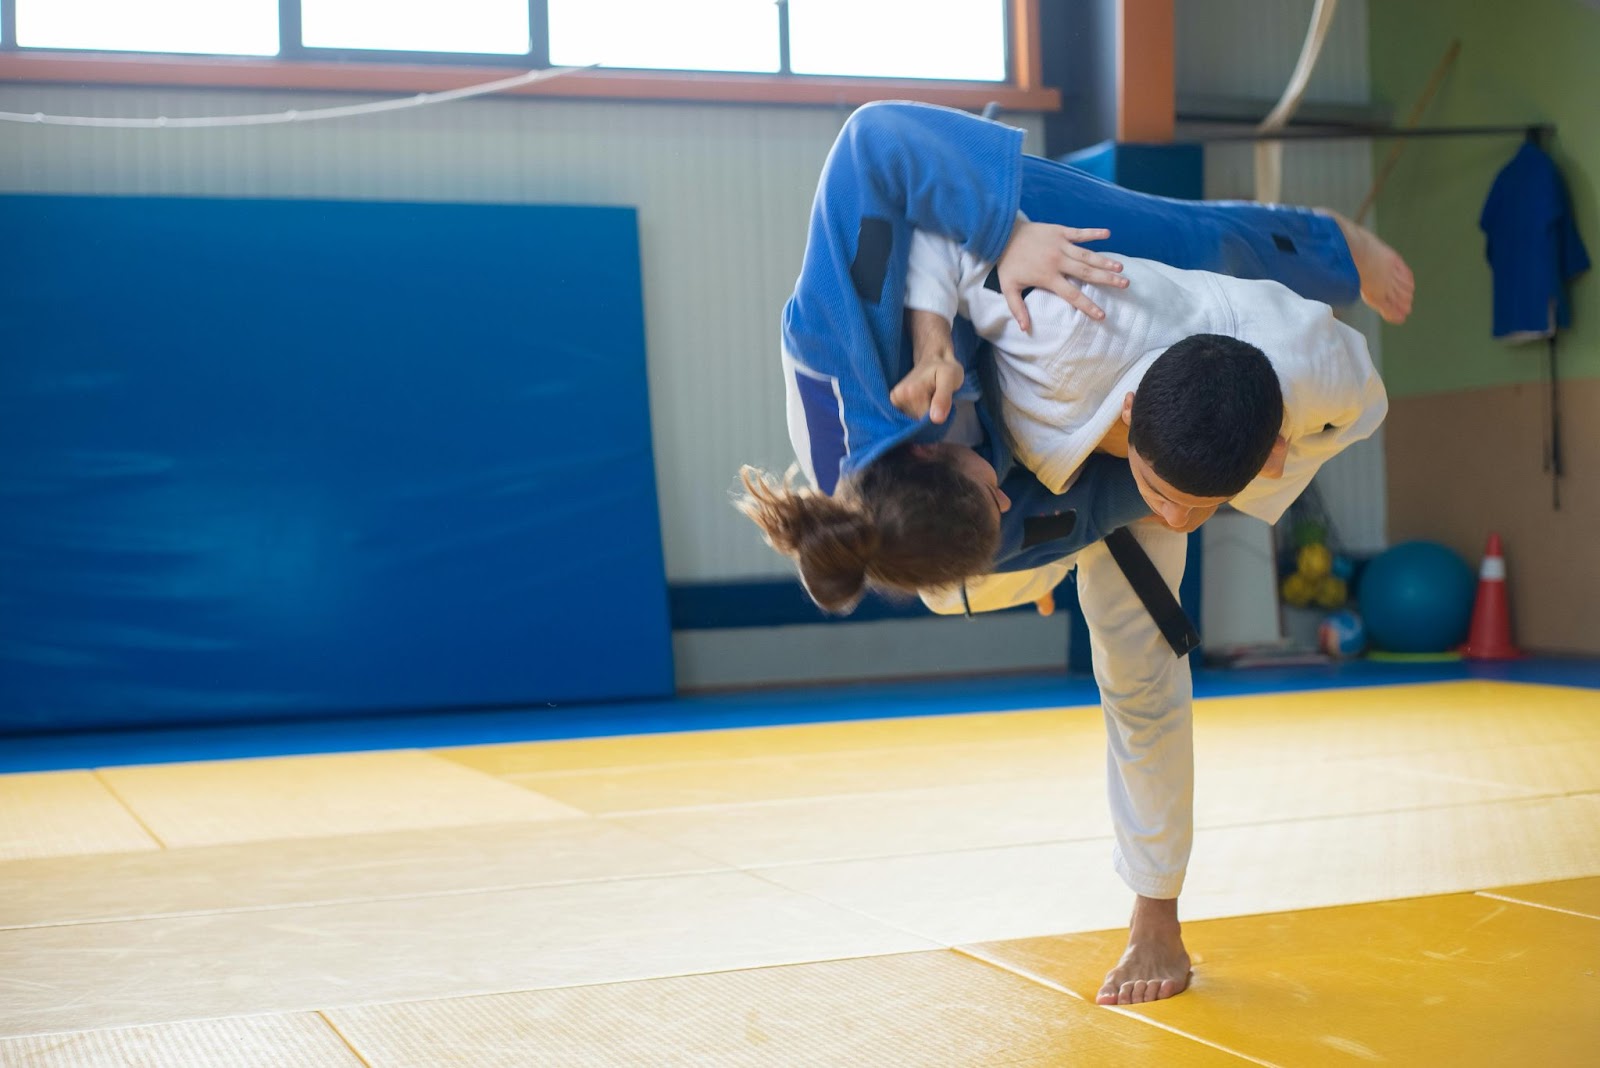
[1354,39,1462,224]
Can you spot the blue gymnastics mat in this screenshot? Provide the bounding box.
[0,195,673,732]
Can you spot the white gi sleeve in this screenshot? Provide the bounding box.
[1230,336,1389,525]
[905,229,966,322]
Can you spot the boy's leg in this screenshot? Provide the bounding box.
[1074,521,1195,1004]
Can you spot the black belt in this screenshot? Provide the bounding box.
[1104,526,1201,658]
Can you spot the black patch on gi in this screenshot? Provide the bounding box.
[1020,511,1077,549]
[983,265,1035,300]
[851,218,894,303]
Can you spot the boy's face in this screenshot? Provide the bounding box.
[1126,445,1229,531]
[1120,391,1231,531]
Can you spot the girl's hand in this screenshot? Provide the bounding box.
[996,222,1128,332]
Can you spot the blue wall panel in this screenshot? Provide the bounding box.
[0,195,673,731]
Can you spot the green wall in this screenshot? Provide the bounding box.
[1369,0,1598,397]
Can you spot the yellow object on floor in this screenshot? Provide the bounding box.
[1,680,1598,1065]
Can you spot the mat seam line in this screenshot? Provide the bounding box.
[1474,891,1600,922]
[88,769,169,850]
[316,1011,375,1068]
[952,944,1285,1068]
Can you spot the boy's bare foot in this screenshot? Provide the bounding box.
[1322,208,1415,324]
[1096,895,1193,1006]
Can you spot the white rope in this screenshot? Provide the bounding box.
[1254,0,1338,203]
[0,64,594,128]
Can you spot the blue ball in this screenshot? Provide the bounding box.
[1356,541,1476,653]
[1319,609,1366,657]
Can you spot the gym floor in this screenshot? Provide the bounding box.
[3,662,1598,1066]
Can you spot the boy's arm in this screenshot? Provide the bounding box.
[905,227,968,324]
[1229,356,1388,524]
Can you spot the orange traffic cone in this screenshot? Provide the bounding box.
[1462,533,1522,660]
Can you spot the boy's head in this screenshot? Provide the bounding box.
[1124,333,1284,525]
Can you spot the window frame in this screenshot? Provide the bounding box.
[0,0,1057,111]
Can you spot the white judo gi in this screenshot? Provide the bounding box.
[907,230,1388,898]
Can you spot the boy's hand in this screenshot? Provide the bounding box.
[892,309,965,423]
[996,222,1127,331]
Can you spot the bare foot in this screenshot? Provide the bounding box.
[1321,208,1415,324]
[1096,895,1192,1006]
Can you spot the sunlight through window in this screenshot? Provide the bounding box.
[16,0,279,55]
[789,0,1007,81]
[302,0,530,54]
[549,0,780,73]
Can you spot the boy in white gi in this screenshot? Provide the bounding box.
[895,226,1389,1004]
[742,101,1409,1005]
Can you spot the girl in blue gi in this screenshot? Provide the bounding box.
[739,101,1411,1006]
[747,101,1407,611]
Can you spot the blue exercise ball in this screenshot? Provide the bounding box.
[1356,541,1476,654]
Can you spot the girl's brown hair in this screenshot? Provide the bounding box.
[736,444,999,613]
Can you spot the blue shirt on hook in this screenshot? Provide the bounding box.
[1480,141,1591,342]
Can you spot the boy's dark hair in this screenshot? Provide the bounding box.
[1129,333,1283,498]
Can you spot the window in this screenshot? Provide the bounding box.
[3,0,1010,82]
[14,0,279,55]
[0,0,1055,110]
[302,0,530,56]
[548,0,780,74]
[789,0,1006,81]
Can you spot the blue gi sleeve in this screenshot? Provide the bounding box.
[781,102,1024,494]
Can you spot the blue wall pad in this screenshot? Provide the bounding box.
[0,195,673,732]
[1060,140,1205,202]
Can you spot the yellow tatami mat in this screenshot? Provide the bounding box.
[0,771,160,861]
[435,705,1104,776]
[967,890,1600,1068]
[612,775,1113,868]
[1190,681,1600,762]
[0,870,931,1035]
[0,819,719,930]
[499,734,1098,814]
[322,951,1251,1068]
[0,1013,362,1068]
[2,678,1598,1063]
[96,750,583,847]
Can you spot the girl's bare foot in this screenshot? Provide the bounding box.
[1321,208,1415,324]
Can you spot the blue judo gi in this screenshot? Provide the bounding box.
[781,101,1362,577]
